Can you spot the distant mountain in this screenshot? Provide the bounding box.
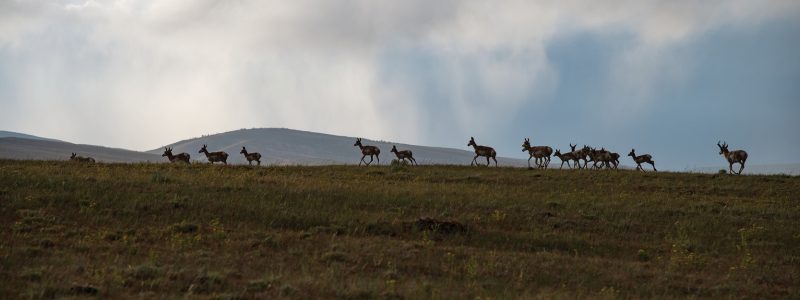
[0,130,63,142]
[0,137,161,163]
[149,128,531,166]
[691,164,800,176]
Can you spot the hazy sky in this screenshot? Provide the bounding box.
[1,1,799,170]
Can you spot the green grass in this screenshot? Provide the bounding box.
[1,160,798,299]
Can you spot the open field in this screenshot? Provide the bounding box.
[1,160,798,299]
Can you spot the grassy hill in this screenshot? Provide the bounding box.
[1,160,798,298]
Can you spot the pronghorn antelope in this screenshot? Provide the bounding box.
[717,141,748,175]
[521,138,552,169]
[70,153,95,163]
[589,148,614,169]
[198,144,229,165]
[628,149,656,171]
[553,149,577,169]
[467,137,497,167]
[570,144,591,169]
[162,147,190,164]
[609,151,621,169]
[354,138,380,166]
[390,145,417,165]
[240,147,262,166]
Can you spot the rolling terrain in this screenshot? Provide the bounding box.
[1,160,798,298]
[2,128,800,175]
[149,128,530,166]
[0,128,530,166]
[0,138,161,163]
[0,131,63,142]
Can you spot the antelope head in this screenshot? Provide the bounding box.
[199,144,208,153]
[468,137,477,147]
[70,153,76,159]
[628,149,636,158]
[353,138,363,147]
[717,141,729,155]
[554,149,562,156]
[162,147,172,157]
[569,143,577,152]
[240,147,248,154]
[522,138,531,152]
[391,145,398,153]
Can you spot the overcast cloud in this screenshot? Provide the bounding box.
[1,0,799,170]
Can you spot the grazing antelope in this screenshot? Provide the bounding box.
[521,138,552,169]
[70,153,95,163]
[467,137,497,167]
[162,147,190,164]
[198,144,229,165]
[390,145,417,165]
[240,146,262,166]
[628,149,656,172]
[717,141,748,175]
[553,149,577,169]
[354,138,380,166]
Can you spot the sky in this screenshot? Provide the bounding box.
[1,0,799,170]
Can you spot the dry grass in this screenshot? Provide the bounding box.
[0,160,798,299]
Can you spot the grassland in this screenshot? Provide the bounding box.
[0,160,798,299]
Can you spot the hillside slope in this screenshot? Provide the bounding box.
[0,130,63,142]
[149,128,531,166]
[0,137,161,163]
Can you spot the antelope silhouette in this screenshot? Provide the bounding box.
[628,149,656,172]
[521,138,552,169]
[717,141,747,175]
[162,147,190,164]
[553,149,578,169]
[390,145,417,165]
[354,138,380,166]
[240,146,262,166]
[468,137,497,167]
[199,144,229,165]
[70,153,95,163]
[589,148,614,169]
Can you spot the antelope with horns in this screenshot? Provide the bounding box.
[199,144,229,165]
[390,145,417,165]
[240,147,262,166]
[354,138,380,166]
[628,149,656,172]
[162,147,190,164]
[553,149,578,169]
[468,137,497,167]
[521,138,552,169]
[70,153,95,163]
[717,141,748,175]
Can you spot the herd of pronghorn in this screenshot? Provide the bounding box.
[68,138,750,175]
